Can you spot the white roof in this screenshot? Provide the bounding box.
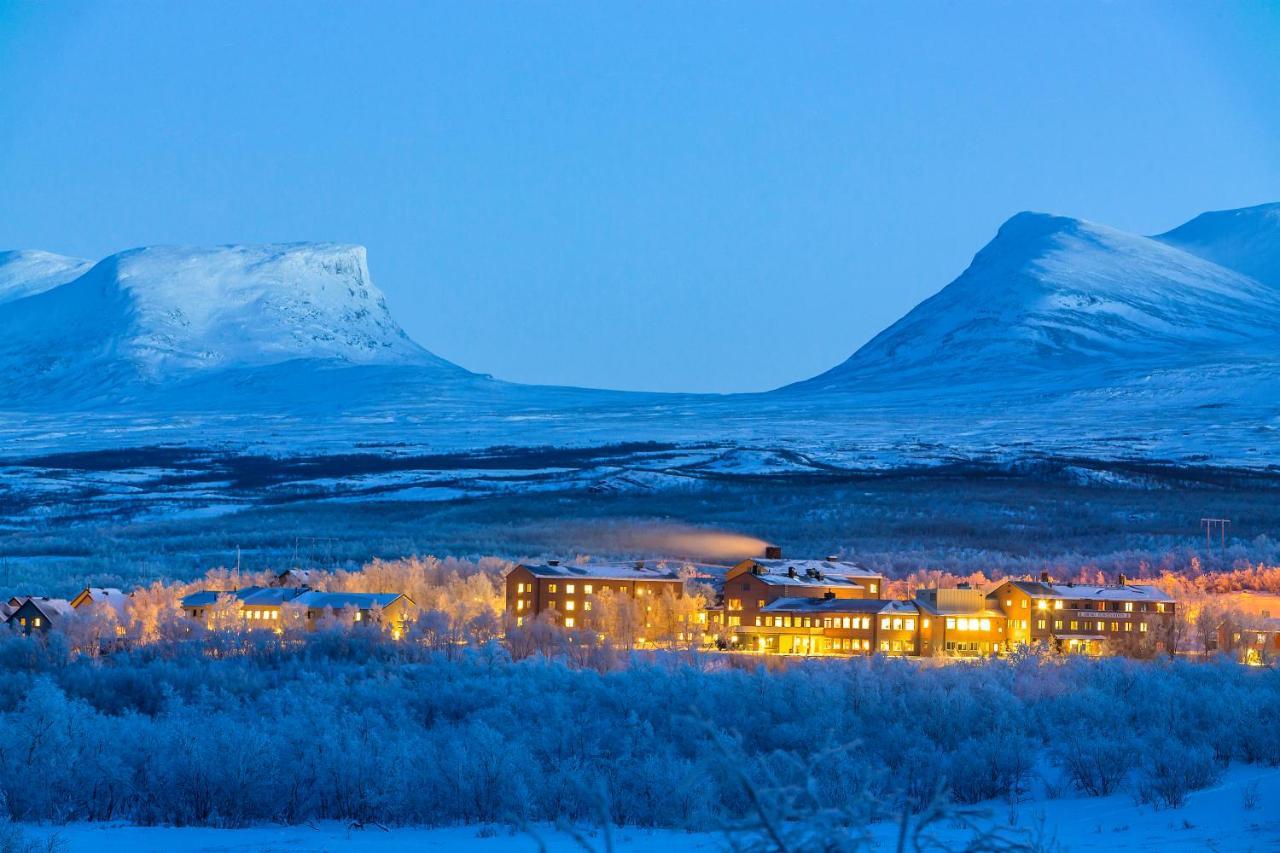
[517,562,683,582]
[744,559,881,584]
[1008,580,1174,604]
[79,587,129,615]
[761,597,899,615]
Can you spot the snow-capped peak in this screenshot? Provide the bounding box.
[793,208,1280,392]
[0,242,468,401]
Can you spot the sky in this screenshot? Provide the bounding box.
[1,2,1279,393]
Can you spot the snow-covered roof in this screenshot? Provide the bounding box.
[517,562,682,582]
[743,558,881,581]
[73,587,130,615]
[1006,580,1174,604]
[9,597,76,621]
[181,586,302,608]
[292,591,407,610]
[181,587,409,611]
[761,597,909,616]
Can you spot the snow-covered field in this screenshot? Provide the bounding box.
[28,765,1280,852]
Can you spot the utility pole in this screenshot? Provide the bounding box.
[1200,518,1230,561]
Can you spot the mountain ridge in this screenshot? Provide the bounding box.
[789,207,1280,394]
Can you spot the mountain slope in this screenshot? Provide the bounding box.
[1155,201,1280,288]
[0,250,92,305]
[0,243,471,404]
[793,211,1280,393]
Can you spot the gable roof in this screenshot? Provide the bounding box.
[7,597,75,622]
[71,587,129,614]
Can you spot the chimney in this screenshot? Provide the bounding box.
[634,560,645,571]
[787,566,797,578]
[1117,573,1127,587]
[764,545,783,560]
[824,591,835,600]
[547,559,560,567]
[825,555,839,562]
[1039,571,1051,584]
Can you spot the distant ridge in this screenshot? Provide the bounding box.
[790,206,1280,393]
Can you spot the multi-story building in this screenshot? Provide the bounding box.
[914,587,1008,657]
[504,561,685,629]
[720,555,883,634]
[989,575,1175,655]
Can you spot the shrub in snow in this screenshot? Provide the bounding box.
[1135,741,1220,809]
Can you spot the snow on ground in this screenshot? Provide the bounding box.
[29,765,1280,852]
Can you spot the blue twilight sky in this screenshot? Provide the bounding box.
[1,2,1279,393]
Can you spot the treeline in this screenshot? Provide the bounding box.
[0,638,1275,832]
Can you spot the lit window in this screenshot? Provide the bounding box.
[1125,623,1133,632]
[1053,620,1062,629]
[946,618,956,630]
[517,583,525,594]
[355,611,362,621]
[869,583,878,594]
[1070,620,1078,630]
[755,616,762,626]
[922,618,930,629]
[584,601,592,611]
[757,599,765,608]
[1140,622,1148,632]
[905,619,915,631]
[1054,600,1063,610]
[549,584,557,593]
[1021,600,1028,609]
[880,641,889,651]
[842,617,851,629]
[1036,620,1046,630]
[517,600,525,611]
[1157,603,1166,613]
[564,617,575,628]
[1111,621,1119,632]
[1097,621,1105,632]
[565,601,575,611]
[980,618,991,632]
[584,584,593,594]
[32,617,40,628]
[1124,602,1134,612]
[880,617,891,630]
[517,616,525,627]
[566,584,575,594]
[1004,599,1012,608]
[1036,600,1048,610]
[548,600,556,610]
[892,618,902,631]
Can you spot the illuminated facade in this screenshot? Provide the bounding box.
[504,561,686,630]
[988,576,1175,655]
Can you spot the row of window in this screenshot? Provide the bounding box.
[1030,598,1167,613]
[945,617,995,632]
[517,581,673,597]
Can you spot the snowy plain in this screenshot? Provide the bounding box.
[29,764,1280,851]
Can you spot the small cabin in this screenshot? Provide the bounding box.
[6,597,75,635]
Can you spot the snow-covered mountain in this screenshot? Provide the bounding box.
[1155,201,1280,288]
[0,243,471,404]
[3,202,1280,522]
[0,250,92,305]
[794,210,1280,394]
